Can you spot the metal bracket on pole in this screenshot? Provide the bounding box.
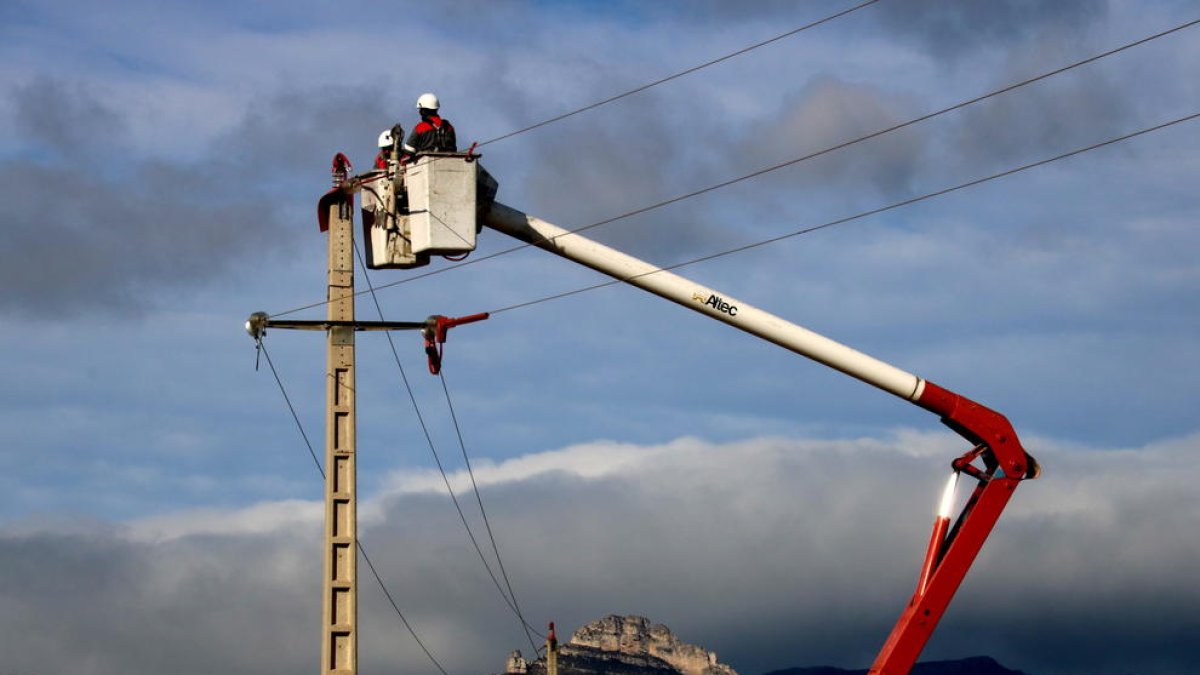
[422,312,489,375]
[245,312,488,375]
[245,313,427,335]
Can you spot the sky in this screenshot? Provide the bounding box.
[1,1,1198,674]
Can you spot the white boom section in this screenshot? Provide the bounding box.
[484,202,926,402]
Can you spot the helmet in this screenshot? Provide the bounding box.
[415,92,440,111]
[378,129,395,148]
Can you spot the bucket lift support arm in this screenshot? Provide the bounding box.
[482,201,1038,675]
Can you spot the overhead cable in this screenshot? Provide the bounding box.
[270,17,1198,320]
[477,0,883,146]
[439,369,540,648]
[255,339,452,675]
[485,111,1200,315]
[353,243,544,653]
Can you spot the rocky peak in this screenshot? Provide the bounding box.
[570,615,735,675]
[504,615,737,675]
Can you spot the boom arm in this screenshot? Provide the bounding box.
[483,201,1038,674]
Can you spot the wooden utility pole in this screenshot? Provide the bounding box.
[322,196,358,675]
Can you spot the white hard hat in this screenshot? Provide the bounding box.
[378,129,395,148]
[415,92,440,111]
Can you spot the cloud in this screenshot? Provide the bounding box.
[127,499,323,543]
[0,160,282,317]
[0,523,320,675]
[744,76,927,200]
[873,0,1108,62]
[11,77,128,153]
[936,41,1139,177]
[0,77,401,317]
[5,431,1199,675]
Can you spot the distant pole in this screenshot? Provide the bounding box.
[322,193,358,675]
[547,622,558,675]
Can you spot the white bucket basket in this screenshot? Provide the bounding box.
[405,153,479,255]
[361,154,494,269]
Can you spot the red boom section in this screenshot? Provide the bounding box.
[869,382,1038,675]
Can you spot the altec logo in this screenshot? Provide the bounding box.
[693,292,738,316]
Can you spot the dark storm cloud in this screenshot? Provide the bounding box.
[0,161,280,316]
[908,6,1179,189]
[217,84,399,172]
[746,76,927,201]
[476,0,1141,269]
[0,524,320,675]
[5,434,1198,675]
[612,0,880,26]
[0,78,396,317]
[499,68,743,262]
[874,0,1107,61]
[948,92,1132,181]
[12,77,127,153]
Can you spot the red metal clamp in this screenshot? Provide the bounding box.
[423,312,489,374]
[331,152,352,185]
[319,152,355,232]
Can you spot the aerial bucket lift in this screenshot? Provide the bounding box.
[323,152,497,269]
[314,154,1039,675]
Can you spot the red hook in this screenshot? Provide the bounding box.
[423,312,489,374]
[331,152,352,185]
[318,152,355,232]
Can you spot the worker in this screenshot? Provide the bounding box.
[374,124,403,169]
[404,92,457,157]
[363,124,404,238]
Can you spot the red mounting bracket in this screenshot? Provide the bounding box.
[331,152,352,183]
[318,152,355,232]
[423,312,489,374]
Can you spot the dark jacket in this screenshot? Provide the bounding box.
[406,115,457,154]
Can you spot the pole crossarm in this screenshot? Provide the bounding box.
[245,312,426,338]
[272,319,426,332]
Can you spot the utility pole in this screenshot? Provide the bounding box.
[322,192,358,675]
[247,154,487,675]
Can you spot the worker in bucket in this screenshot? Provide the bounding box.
[374,123,403,169]
[363,123,405,235]
[404,92,457,157]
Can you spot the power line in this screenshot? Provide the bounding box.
[356,542,451,675]
[255,339,452,675]
[258,340,325,477]
[485,111,1200,316]
[439,369,540,649]
[353,243,544,653]
[360,2,881,188]
[477,0,883,146]
[270,17,1198,320]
